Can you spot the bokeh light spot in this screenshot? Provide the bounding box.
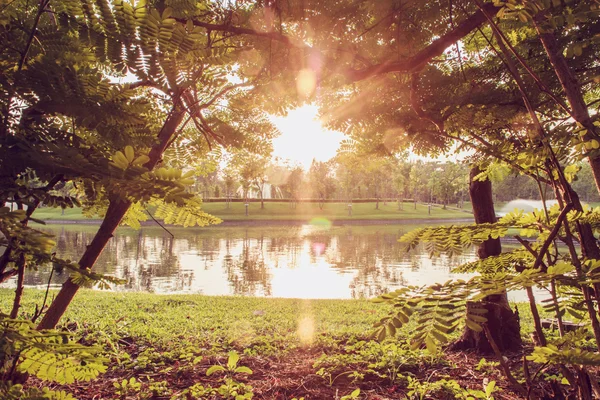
[296,68,317,98]
[309,217,332,229]
[297,315,315,346]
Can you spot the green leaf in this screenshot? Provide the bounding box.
[227,351,240,370]
[566,309,584,320]
[424,336,438,354]
[431,329,448,344]
[124,146,135,163]
[377,327,386,342]
[466,319,483,332]
[485,380,497,397]
[468,314,488,323]
[386,323,397,337]
[206,365,226,376]
[234,366,253,375]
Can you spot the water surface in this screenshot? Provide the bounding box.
[3,223,478,299]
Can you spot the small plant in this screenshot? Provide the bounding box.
[475,358,499,374]
[147,380,171,398]
[340,388,361,400]
[406,377,465,400]
[466,380,500,400]
[216,378,254,400]
[206,351,253,377]
[114,377,142,398]
[406,377,499,400]
[177,383,214,399]
[314,340,439,385]
[316,367,364,386]
[543,373,569,385]
[206,352,254,400]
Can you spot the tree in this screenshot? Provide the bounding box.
[232,151,269,208]
[429,163,468,207]
[169,0,600,393]
[392,160,411,202]
[0,0,278,335]
[448,166,521,353]
[492,172,540,202]
[284,166,303,206]
[250,0,599,354]
[308,160,336,208]
[222,170,238,208]
[335,152,363,203]
[408,161,428,206]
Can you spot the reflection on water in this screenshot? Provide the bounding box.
[1,224,477,299]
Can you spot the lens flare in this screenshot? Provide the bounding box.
[296,68,317,98]
[297,315,315,346]
[229,320,255,347]
[312,242,326,256]
[309,217,332,229]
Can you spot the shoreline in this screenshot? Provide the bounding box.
[36,217,475,227]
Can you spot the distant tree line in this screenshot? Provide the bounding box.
[195,157,600,206]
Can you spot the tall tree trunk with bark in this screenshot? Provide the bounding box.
[37,107,186,330]
[449,166,522,353]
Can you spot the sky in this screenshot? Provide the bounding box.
[269,104,345,170]
[268,104,470,168]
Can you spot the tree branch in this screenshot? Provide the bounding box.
[18,0,51,71]
[344,2,499,81]
[184,3,499,82]
[409,73,445,132]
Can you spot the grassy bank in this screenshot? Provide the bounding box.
[31,202,472,222]
[0,289,542,399]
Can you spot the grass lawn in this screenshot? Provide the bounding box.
[31,207,87,220]
[32,201,473,222]
[0,289,553,399]
[200,201,470,220]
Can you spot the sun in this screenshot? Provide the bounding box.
[269,104,345,170]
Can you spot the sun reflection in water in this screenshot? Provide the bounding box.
[312,242,326,256]
[270,252,353,299]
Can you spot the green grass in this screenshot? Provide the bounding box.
[32,202,472,222]
[0,289,556,399]
[0,289,389,353]
[0,289,541,352]
[32,207,87,220]
[202,201,470,220]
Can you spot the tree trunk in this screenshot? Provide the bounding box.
[37,107,186,330]
[37,200,131,329]
[449,166,522,353]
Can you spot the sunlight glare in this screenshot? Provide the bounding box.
[297,300,315,346]
[270,250,353,299]
[297,315,315,346]
[296,68,317,98]
[309,217,332,229]
[229,319,256,348]
[270,105,344,169]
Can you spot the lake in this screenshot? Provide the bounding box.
[1,223,483,299]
